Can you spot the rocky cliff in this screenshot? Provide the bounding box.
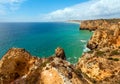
[80,18,120,31]
[76,47,120,84]
[0,18,120,84]
[76,18,120,84]
[0,47,88,84]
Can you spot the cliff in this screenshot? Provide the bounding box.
[76,18,120,84]
[0,18,120,84]
[76,47,120,84]
[80,18,120,31]
[0,48,88,84]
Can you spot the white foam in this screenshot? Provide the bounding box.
[80,40,87,43]
[83,45,90,53]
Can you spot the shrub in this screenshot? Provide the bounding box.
[107,58,119,61]
[95,51,105,56]
[111,50,120,55]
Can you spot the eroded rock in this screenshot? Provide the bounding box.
[76,48,120,84]
[87,24,120,50]
[0,47,88,84]
[55,47,66,60]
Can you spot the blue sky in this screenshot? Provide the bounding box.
[0,0,120,22]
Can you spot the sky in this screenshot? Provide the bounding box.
[0,0,120,22]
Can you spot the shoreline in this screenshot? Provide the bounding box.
[66,20,81,24]
[0,18,120,83]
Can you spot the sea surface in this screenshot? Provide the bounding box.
[0,22,92,63]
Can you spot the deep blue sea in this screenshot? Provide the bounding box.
[0,22,92,63]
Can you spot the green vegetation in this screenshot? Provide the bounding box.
[40,60,50,69]
[107,58,119,61]
[95,51,105,56]
[87,50,94,54]
[105,18,120,23]
[111,50,120,55]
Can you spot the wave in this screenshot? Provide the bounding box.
[83,45,90,53]
[80,40,87,43]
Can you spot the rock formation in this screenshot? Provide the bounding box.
[76,18,120,84]
[0,48,88,84]
[0,18,120,84]
[80,18,120,31]
[55,47,66,60]
[87,23,120,50]
[76,47,120,84]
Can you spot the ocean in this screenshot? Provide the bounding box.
[0,22,92,63]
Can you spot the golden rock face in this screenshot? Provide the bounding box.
[76,48,120,83]
[77,18,120,84]
[0,48,87,84]
[41,68,64,84]
[86,21,120,50]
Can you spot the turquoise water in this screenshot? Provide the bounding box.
[0,22,92,63]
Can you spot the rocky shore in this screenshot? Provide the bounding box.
[0,47,88,84]
[0,18,120,84]
[77,18,120,84]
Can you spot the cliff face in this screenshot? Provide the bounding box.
[87,24,120,50]
[0,48,88,84]
[80,19,120,31]
[76,18,120,84]
[80,19,120,50]
[76,47,120,84]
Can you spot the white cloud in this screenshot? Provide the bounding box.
[41,0,120,21]
[0,0,25,15]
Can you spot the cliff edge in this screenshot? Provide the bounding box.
[76,18,120,84]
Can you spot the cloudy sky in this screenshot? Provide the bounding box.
[0,0,120,22]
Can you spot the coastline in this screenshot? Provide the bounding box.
[66,20,81,24]
[0,18,120,83]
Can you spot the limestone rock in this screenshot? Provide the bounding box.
[0,48,34,83]
[76,48,120,84]
[55,47,66,60]
[87,24,120,50]
[0,48,88,84]
[80,19,120,31]
[77,18,120,84]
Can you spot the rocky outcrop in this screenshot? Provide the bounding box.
[87,23,120,50]
[76,47,120,84]
[0,48,88,84]
[80,19,120,31]
[55,47,66,60]
[76,18,120,84]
